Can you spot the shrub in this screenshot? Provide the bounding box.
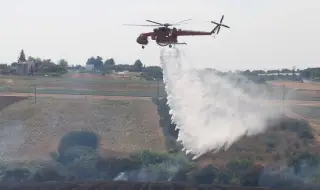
[191,164,220,184]
[277,117,314,140]
[287,152,320,174]
[226,158,254,172]
[2,168,31,182]
[129,150,176,167]
[97,157,142,178]
[57,145,99,165]
[32,167,66,182]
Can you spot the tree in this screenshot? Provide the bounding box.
[242,70,251,76]
[85,56,103,70]
[95,56,103,70]
[281,68,291,73]
[18,49,26,62]
[27,56,36,62]
[104,58,115,66]
[86,57,96,65]
[251,70,265,75]
[134,59,143,72]
[58,59,68,68]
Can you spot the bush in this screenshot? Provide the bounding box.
[58,130,100,157]
[287,152,320,174]
[2,168,31,182]
[274,116,314,140]
[66,151,99,180]
[57,145,99,165]
[97,157,142,178]
[226,158,254,172]
[129,150,175,167]
[32,167,67,182]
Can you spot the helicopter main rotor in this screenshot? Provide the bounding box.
[123,19,192,28]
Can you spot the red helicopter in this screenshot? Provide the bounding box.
[124,15,230,49]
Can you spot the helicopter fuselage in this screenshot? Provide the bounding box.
[136,27,179,47]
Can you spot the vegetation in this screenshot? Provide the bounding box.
[3,50,320,82]
[1,141,320,189]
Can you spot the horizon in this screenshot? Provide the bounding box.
[2,49,319,72]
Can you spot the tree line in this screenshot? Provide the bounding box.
[5,50,319,80]
[82,56,163,80]
[239,67,320,79]
[4,50,69,76]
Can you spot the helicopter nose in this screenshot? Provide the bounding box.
[136,36,148,45]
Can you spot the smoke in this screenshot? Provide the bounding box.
[258,162,320,188]
[160,48,279,159]
[113,153,189,182]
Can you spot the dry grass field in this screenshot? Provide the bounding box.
[270,80,320,90]
[0,96,166,161]
[269,81,320,128]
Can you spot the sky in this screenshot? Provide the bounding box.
[0,0,319,71]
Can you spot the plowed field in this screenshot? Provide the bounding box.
[0,96,166,161]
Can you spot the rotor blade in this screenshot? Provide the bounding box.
[220,15,224,23]
[174,18,192,25]
[146,20,163,25]
[123,24,159,27]
[211,21,220,25]
[221,24,230,28]
[217,26,221,34]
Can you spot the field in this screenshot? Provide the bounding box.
[269,81,320,127]
[268,80,320,101]
[0,74,166,97]
[0,73,169,161]
[0,75,319,189]
[0,96,168,161]
[0,76,319,162]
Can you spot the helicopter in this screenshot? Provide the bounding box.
[123,15,230,49]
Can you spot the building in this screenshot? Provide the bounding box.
[0,64,10,74]
[15,49,35,76]
[16,61,35,75]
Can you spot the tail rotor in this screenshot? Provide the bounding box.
[211,15,230,34]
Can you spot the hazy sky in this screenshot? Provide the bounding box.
[1,0,319,71]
